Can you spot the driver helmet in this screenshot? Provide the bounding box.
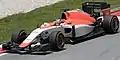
[56,18,61,25]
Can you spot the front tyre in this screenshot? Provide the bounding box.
[11,30,27,44]
[102,15,119,34]
[49,31,65,51]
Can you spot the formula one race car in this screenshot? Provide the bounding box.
[0,2,119,54]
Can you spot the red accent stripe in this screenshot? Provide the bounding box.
[111,11,120,16]
[40,22,56,29]
[19,42,32,48]
[0,48,7,54]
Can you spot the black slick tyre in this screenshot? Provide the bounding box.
[49,31,65,51]
[102,15,119,34]
[11,30,27,44]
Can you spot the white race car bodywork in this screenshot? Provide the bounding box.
[74,25,94,37]
[117,16,120,20]
[19,23,95,48]
[20,26,65,47]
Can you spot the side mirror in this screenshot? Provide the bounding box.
[37,24,40,28]
[62,8,70,12]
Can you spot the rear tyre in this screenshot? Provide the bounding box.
[11,30,27,44]
[49,31,65,51]
[102,15,119,34]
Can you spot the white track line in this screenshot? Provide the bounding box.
[0,53,8,56]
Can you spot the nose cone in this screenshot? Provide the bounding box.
[19,42,32,48]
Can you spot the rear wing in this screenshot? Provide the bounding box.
[82,2,110,10]
[82,2,111,18]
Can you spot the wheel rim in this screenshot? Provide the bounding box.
[111,17,119,32]
[56,34,64,49]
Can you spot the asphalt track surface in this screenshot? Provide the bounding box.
[0,27,120,60]
[1,12,120,60]
[1,31,120,60]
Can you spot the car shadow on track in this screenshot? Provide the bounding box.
[7,48,66,55]
[72,31,120,45]
[7,51,52,55]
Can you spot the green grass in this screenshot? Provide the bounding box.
[0,0,120,42]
